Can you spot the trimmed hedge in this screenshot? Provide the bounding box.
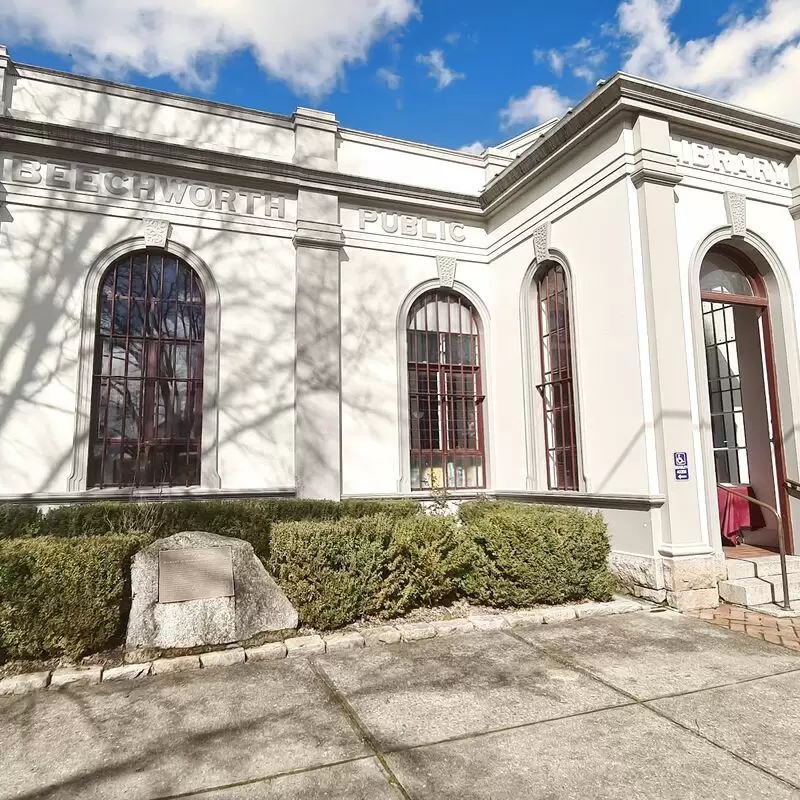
[268,515,396,630]
[459,501,616,607]
[0,500,615,657]
[0,534,150,660]
[269,502,614,629]
[0,499,421,564]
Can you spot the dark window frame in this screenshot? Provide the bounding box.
[536,262,579,491]
[88,250,205,489]
[407,289,486,491]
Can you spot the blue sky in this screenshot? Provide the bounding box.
[2,0,797,151]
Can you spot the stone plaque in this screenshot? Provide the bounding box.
[158,546,234,604]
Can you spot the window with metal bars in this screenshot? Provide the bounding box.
[407,290,485,490]
[88,250,205,488]
[536,262,579,491]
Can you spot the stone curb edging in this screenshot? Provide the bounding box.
[0,597,646,697]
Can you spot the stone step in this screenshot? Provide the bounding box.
[752,556,800,578]
[725,560,756,580]
[762,572,800,603]
[724,556,800,581]
[718,577,774,607]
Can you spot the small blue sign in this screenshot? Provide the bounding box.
[675,467,690,481]
[673,452,688,468]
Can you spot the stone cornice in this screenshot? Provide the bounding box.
[481,72,800,211]
[0,115,483,215]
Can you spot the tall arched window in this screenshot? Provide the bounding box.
[88,250,205,488]
[536,262,578,490]
[407,289,485,490]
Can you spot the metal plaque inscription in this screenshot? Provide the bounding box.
[158,546,234,604]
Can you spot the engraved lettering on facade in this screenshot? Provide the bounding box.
[356,208,471,244]
[671,139,790,187]
[5,158,289,218]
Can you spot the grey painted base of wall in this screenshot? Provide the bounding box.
[611,551,724,611]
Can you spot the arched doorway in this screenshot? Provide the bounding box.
[699,244,791,554]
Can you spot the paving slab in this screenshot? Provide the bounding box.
[181,758,403,799]
[0,659,368,800]
[649,669,800,788]
[317,628,628,750]
[512,609,800,699]
[386,704,798,799]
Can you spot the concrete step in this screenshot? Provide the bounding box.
[719,577,774,607]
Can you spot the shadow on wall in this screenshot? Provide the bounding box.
[0,88,393,495]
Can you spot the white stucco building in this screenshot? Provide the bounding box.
[3,44,800,610]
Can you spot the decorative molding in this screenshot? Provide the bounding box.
[532,221,551,262]
[142,217,170,248]
[341,490,666,512]
[789,203,800,221]
[435,255,457,288]
[630,167,683,189]
[723,192,746,236]
[0,486,296,505]
[0,116,483,216]
[293,220,344,249]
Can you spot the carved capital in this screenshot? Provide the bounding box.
[630,167,683,189]
[724,192,746,237]
[532,221,551,263]
[435,255,457,288]
[142,217,170,248]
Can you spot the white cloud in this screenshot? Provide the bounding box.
[0,0,417,99]
[618,0,800,120]
[444,32,461,45]
[500,85,571,129]
[458,141,485,155]
[416,48,465,89]
[535,38,607,83]
[377,67,401,89]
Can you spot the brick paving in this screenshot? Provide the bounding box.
[687,603,800,651]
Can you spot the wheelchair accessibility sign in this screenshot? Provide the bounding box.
[673,452,689,481]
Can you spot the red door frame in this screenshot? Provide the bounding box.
[701,250,793,555]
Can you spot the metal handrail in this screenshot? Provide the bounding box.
[717,484,790,611]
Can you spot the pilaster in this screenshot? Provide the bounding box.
[293,188,344,499]
[632,115,717,609]
[292,108,338,172]
[0,45,8,116]
[788,156,800,243]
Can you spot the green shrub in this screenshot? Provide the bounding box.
[380,515,474,616]
[0,504,43,538]
[0,499,612,658]
[459,502,615,606]
[269,514,395,629]
[0,534,150,660]
[33,498,420,554]
[339,499,420,520]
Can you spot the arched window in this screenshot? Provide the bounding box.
[88,250,205,488]
[536,262,578,490]
[407,289,485,490]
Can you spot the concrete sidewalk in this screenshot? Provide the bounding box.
[3,609,800,799]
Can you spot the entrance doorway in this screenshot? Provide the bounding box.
[699,245,791,554]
